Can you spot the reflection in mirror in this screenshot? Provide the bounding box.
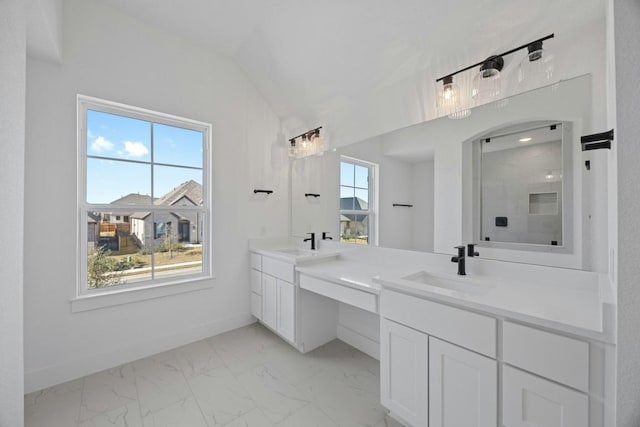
[339,157,375,245]
[479,123,565,246]
[290,75,597,270]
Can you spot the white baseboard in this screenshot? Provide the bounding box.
[25,314,255,394]
[337,323,380,360]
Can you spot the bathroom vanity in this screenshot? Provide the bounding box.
[249,241,615,427]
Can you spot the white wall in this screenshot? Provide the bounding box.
[614,0,640,424]
[24,0,288,392]
[411,160,435,252]
[26,0,63,62]
[0,1,26,423]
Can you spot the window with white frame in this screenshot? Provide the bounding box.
[339,157,376,245]
[78,95,211,293]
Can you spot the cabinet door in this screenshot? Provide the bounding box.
[503,365,588,427]
[276,279,295,342]
[250,292,262,320]
[262,274,277,330]
[251,269,262,294]
[380,319,428,427]
[429,337,497,427]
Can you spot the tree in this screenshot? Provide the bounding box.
[87,245,123,288]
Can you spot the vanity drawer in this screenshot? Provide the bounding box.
[262,257,294,283]
[380,289,496,358]
[250,253,262,271]
[251,292,262,319]
[251,269,262,294]
[299,274,378,313]
[503,321,589,392]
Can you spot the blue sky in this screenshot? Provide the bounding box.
[340,161,369,209]
[86,110,203,204]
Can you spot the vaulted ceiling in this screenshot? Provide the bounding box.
[28,0,606,140]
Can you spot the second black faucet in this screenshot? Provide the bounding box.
[304,232,316,250]
[451,245,466,275]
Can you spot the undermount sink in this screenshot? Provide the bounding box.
[274,248,318,257]
[401,271,491,296]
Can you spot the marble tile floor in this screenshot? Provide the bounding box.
[24,323,404,427]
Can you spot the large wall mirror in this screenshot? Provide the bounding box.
[291,74,600,270]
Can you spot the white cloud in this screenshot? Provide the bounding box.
[123,141,149,157]
[91,136,114,153]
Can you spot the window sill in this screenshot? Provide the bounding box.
[70,275,215,313]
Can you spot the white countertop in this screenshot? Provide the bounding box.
[251,247,340,265]
[295,256,612,344]
[250,240,614,344]
[296,259,399,295]
[374,272,611,343]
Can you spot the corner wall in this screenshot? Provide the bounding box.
[614,0,640,424]
[24,0,288,392]
[0,0,26,424]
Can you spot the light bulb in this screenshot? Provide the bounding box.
[288,140,297,158]
[437,76,462,116]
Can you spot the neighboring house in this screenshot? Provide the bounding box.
[103,193,155,224]
[87,212,101,247]
[130,180,203,248]
[340,196,369,238]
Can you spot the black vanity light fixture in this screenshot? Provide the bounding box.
[436,34,554,119]
[289,126,325,158]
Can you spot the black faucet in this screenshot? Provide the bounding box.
[451,245,466,275]
[467,243,479,257]
[322,232,333,240]
[304,232,316,250]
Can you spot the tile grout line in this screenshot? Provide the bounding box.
[76,377,86,427]
[207,334,275,425]
[131,363,146,426]
[179,366,210,426]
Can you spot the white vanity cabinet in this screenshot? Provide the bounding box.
[276,279,295,342]
[429,337,497,427]
[380,290,498,427]
[503,365,588,427]
[502,321,589,427]
[250,252,296,344]
[250,266,262,319]
[379,288,601,427]
[380,319,428,427]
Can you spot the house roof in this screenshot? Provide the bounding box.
[154,180,203,207]
[340,197,368,211]
[87,212,101,223]
[130,180,203,220]
[110,193,155,205]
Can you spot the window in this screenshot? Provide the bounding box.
[339,157,376,245]
[78,95,211,293]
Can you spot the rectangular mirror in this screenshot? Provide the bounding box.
[290,74,599,270]
[473,121,573,250]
